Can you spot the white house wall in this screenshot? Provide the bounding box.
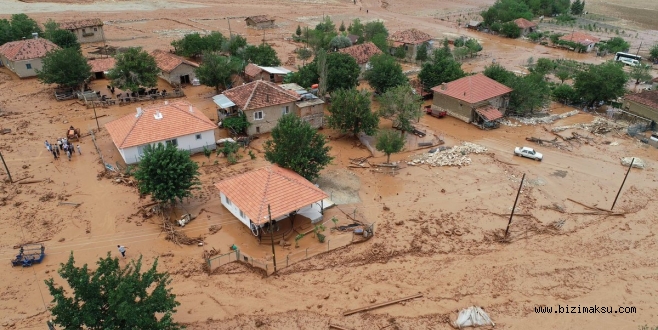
[0,57,44,78]
[219,192,252,227]
[118,129,216,164]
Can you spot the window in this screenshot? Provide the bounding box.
[404,45,409,51]
[195,134,202,140]
[239,209,245,218]
[282,106,290,115]
[82,29,86,33]
[225,196,231,205]
[25,63,32,70]
[94,27,98,31]
[256,126,260,133]
[165,139,178,146]
[254,111,263,120]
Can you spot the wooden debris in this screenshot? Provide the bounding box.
[162,216,204,246]
[329,324,352,330]
[342,293,423,316]
[492,213,531,217]
[18,179,45,185]
[349,157,371,168]
[58,201,81,206]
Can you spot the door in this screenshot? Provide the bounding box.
[180,75,190,84]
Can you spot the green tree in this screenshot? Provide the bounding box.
[364,53,408,94]
[327,88,379,136]
[507,73,551,114]
[45,253,181,330]
[416,43,428,61]
[500,22,521,38]
[348,18,365,38]
[222,112,250,135]
[650,44,658,61]
[316,16,336,33]
[552,83,577,104]
[172,33,211,57]
[195,53,241,92]
[339,21,346,32]
[418,50,466,92]
[483,63,516,84]
[533,58,555,74]
[0,19,12,45]
[47,29,80,50]
[375,129,406,163]
[223,35,247,56]
[481,0,532,26]
[329,35,352,50]
[600,37,630,53]
[297,48,312,64]
[10,14,41,40]
[363,21,388,40]
[296,25,302,37]
[204,31,226,52]
[571,0,584,15]
[378,85,423,135]
[629,63,652,86]
[43,19,59,40]
[527,31,543,42]
[574,61,627,107]
[556,69,571,83]
[286,52,359,91]
[37,48,91,90]
[107,47,159,91]
[134,142,201,206]
[371,33,389,52]
[264,114,333,181]
[394,46,407,59]
[243,43,281,66]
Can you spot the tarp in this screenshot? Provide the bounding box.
[212,94,236,109]
[620,157,645,169]
[453,306,495,329]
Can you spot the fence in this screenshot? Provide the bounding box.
[84,89,185,109]
[207,231,356,275]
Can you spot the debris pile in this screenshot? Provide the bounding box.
[620,157,645,169]
[453,306,495,328]
[552,117,625,134]
[512,110,579,125]
[408,142,488,167]
[499,119,521,127]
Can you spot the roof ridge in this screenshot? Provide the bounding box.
[169,102,215,126]
[256,166,275,222]
[118,110,144,148]
[244,81,260,110]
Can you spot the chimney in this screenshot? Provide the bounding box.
[164,100,168,105]
[189,105,194,113]
[440,84,446,90]
[32,32,38,39]
[154,110,163,120]
[135,107,143,118]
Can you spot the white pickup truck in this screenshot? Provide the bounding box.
[514,147,543,161]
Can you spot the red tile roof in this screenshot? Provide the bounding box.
[222,80,300,111]
[0,38,59,61]
[104,100,217,149]
[245,15,274,24]
[559,32,600,46]
[214,165,328,224]
[338,42,382,64]
[625,90,658,110]
[514,18,536,29]
[388,29,432,45]
[88,58,116,73]
[151,49,199,73]
[244,63,263,77]
[59,18,103,30]
[431,73,513,104]
[476,106,504,121]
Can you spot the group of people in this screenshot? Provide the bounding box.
[45,134,81,161]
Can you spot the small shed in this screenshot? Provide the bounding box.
[467,21,482,30]
[151,49,199,86]
[244,63,291,83]
[245,15,275,29]
[513,18,537,36]
[88,58,116,79]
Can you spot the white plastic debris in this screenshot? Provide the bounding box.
[512,110,579,125]
[409,142,487,167]
[453,306,495,329]
[620,157,645,169]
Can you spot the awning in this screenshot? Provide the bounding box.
[212,94,235,109]
[259,66,291,75]
[476,106,503,121]
[297,203,323,223]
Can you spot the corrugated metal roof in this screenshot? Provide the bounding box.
[259,66,291,75]
[212,94,236,109]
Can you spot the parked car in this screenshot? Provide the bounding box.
[650,133,658,142]
[514,146,543,161]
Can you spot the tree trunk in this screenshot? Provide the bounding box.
[386,153,391,164]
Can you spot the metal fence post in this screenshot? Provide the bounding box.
[306,248,308,258]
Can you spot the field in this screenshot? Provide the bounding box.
[1,0,658,329]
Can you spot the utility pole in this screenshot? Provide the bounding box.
[268,204,277,272]
[0,151,12,183]
[636,41,642,56]
[505,173,525,238]
[227,17,232,37]
[84,94,101,131]
[611,158,634,210]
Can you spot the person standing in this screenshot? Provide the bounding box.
[76,145,81,155]
[55,146,60,157]
[52,149,58,160]
[66,149,71,161]
[57,139,62,150]
[117,245,127,258]
[45,140,51,152]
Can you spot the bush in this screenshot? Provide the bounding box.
[500,22,521,38]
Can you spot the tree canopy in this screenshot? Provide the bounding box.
[552,83,577,104]
[243,43,281,66]
[45,253,181,330]
[363,21,388,40]
[134,142,201,206]
[107,47,160,91]
[171,32,225,57]
[37,47,91,89]
[500,22,521,38]
[378,85,423,135]
[364,54,408,94]
[482,0,570,25]
[574,61,627,107]
[570,0,585,15]
[195,52,242,92]
[599,37,630,53]
[376,129,406,163]
[329,35,352,50]
[629,63,652,85]
[223,35,248,56]
[327,88,379,136]
[347,18,365,39]
[9,14,42,41]
[418,47,466,92]
[415,43,428,61]
[650,44,658,61]
[484,63,551,114]
[47,29,80,50]
[264,114,333,182]
[286,52,359,92]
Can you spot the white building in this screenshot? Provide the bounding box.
[104,101,217,164]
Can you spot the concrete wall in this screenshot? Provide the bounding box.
[119,129,216,164]
[220,192,252,227]
[246,19,274,29]
[70,26,105,43]
[245,102,296,135]
[159,63,197,86]
[247,71,285,83]
[624,100,658,123]
[0,56,44,78]
[297,103,324,128]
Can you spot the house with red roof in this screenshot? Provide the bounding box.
[88,57,116,79]
[559,32,600,52]
[151,49,199,86]
[430,73,513,128]
[104,100,217,164]
[338,42,382,77]
[243,63,291,83]
[214,80,300,135]
[513,18,537,36]
[0,37,59,78]
[387,28,433,60]
[214,165,328,238]
[623,90,658,123]
[59,18,104,43]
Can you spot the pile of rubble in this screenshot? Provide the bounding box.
[408,142,488,167]
[512,110,580,125]
[552,117,625,134]
[499,119,521,127]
